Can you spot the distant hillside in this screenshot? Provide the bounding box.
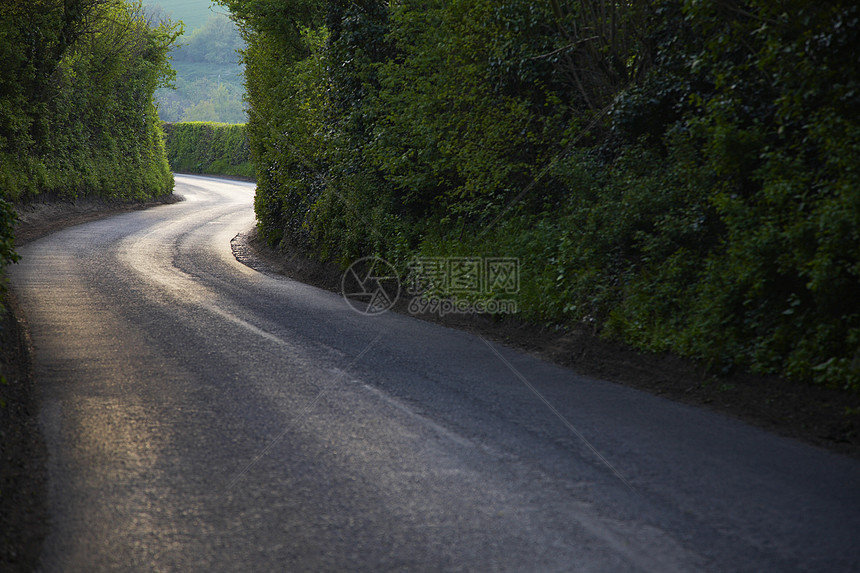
[145,1,246,123]
[145,0,229,30]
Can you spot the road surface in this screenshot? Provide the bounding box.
[9,175,860,572]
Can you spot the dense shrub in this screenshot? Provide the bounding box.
[0,0,179,202]
[162,122,253,178]
[223,0,860,389]
[0,199,19,297]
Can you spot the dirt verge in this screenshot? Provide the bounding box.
[232,227,860,460]
[13,193,182,245]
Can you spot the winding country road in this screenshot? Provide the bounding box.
[9,175,860,572]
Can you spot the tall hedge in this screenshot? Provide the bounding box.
[0,0,179,202]
[223,0,860,389]
[162,122,253,179]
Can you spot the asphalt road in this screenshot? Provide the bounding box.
[9,175,860,572]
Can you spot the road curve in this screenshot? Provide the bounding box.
[9,175,860,572]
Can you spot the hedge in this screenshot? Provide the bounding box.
[162,122,254,179]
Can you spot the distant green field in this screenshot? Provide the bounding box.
[145,1,246,123]
[144,0,230,31]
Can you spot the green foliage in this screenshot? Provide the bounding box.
[0,199,20,297]
[226,0,860,390]
[162,122,253,178]
[0,0,180,202]
[174,14,244,64]
[156,62,246,123]
[176,83,246,123]
[367,0,559,227]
